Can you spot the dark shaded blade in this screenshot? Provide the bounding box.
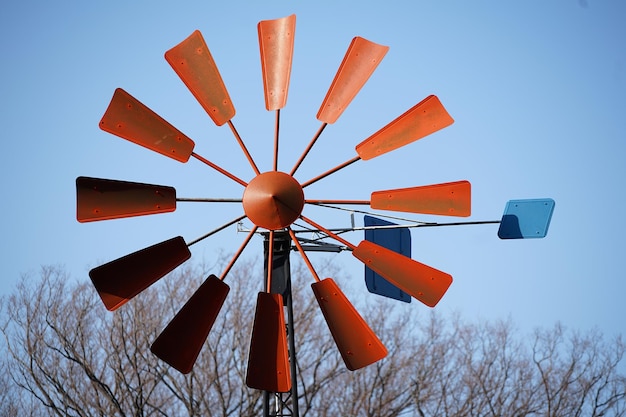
[165,30,235,126]
[371,180,471,217]
[317,36,388,124]
[355,95,454,160]
[352,240,452,307]
[76,176,176,223]
[311,278,387,371]
[258,14,296,110]
[151,274,230,374]
[99,88,195,162]
[89,236,190,311]
[246,292,291,393]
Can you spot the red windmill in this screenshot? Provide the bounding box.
[76,14,529,416]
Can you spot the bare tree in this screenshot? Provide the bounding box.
[0,265,177,416]
[531,323,626,416]
[405,316,626,417]
[1,263,625,416]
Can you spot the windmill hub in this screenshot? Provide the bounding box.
[242,171,304,230]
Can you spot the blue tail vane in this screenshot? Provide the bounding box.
[363,215,411,303]
[498,198,555,239]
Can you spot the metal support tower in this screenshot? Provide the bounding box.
[262,231,300,417]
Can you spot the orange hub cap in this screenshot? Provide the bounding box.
[243,171,304,230]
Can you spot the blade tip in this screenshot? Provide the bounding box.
[150,346,194,374]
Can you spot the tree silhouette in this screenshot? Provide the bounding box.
[1,262,625,416]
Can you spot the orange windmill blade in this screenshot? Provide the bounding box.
[258,14,296,111]
[258,14,296,170]
[355,95,454,160]
[99,88,195,162]
[149,222,254,374]
[165,30,235,126]
[291,36,389,175]
[245,292,292,392]
[289,231,388,371]
[76,176,176,223]
[150,274,230,374]
[306,180,471,218]
[166,29,259,175]
[317,36,389,124]
[89,236,191,311]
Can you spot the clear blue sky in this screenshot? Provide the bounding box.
[1,1,624,339]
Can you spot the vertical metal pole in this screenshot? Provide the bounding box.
[262,231,300,417]
[263,391,270,417]
[285,278,300,417]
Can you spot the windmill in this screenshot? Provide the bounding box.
[76,14,553,416]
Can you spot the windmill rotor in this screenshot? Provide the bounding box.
[78,14,481,397]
